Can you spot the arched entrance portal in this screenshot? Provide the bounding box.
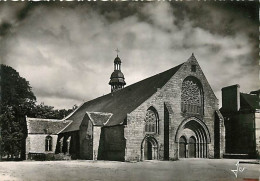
[141,136,158,160]
[144,139,153,160]
[176,118,211,158]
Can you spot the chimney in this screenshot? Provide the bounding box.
[221,84,240,112]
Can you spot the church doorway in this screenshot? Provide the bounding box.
[176,118,211,159]
[141,136,158,161]
[144,139,153,160]
[179,136,187,158]
[188,136,196,158]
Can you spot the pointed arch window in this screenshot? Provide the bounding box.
[45,136,52,151]
[181,76,204,115]
[144,108,159,134]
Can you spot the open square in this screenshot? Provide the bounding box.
[0,159,259,181]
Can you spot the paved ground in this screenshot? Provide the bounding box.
[0,159,259,181]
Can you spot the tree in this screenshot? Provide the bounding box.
[30,103,77,120]
[0,64,36,159]
[0,64,78,160]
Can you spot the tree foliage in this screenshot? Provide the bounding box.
[0,64,77,159]
[30,103,77,120]
[0,64,36,159]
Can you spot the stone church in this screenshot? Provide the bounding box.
[26,53,225,161]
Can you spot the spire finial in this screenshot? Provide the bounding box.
[192,52,194,56]
[115,48,120,57]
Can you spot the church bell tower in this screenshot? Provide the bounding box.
[109,49,126,92]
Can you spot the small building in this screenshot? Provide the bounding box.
[220,85,260,158]
[25,117,72,159]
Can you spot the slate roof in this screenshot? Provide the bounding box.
[61,112,112,133]
[250,89,260,95]
[87,112,113,126]
[26,117,72,134]
[240,93,260,110]
[61,63,183,132]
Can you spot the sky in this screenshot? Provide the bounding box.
[0,1,259,109]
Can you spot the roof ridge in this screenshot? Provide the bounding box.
[27,117,70,122]
[123,63,184,89]
[240,93,259,110]
[76,63,184,107]
[62,102,85,121]
[57,120,73,134]
[87,111,113,115]
[241,92,258,97]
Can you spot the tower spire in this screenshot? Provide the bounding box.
[109,50,126,92]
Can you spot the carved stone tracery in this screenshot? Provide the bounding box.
[181,77,203,115]
[144,109,159,133]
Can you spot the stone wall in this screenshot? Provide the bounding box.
[102,126,126,161]
[26,134,58,159]
[214,111,225,158]
[255,113,260,158]
[124,57,220,161]
[56,131,80,159]
[93,126,101,160]
[220,113,225,157]
[79,118,93,159]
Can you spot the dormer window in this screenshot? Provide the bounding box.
[191,65,196,72]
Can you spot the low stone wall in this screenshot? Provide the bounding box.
[28,153,71,161]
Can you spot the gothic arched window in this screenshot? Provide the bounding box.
[181,76,203,115]
[45,136,52,151]
[144,108,159,134]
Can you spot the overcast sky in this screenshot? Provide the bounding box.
[0,2,258,109]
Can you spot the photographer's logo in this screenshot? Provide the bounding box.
[231,161,245,178]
